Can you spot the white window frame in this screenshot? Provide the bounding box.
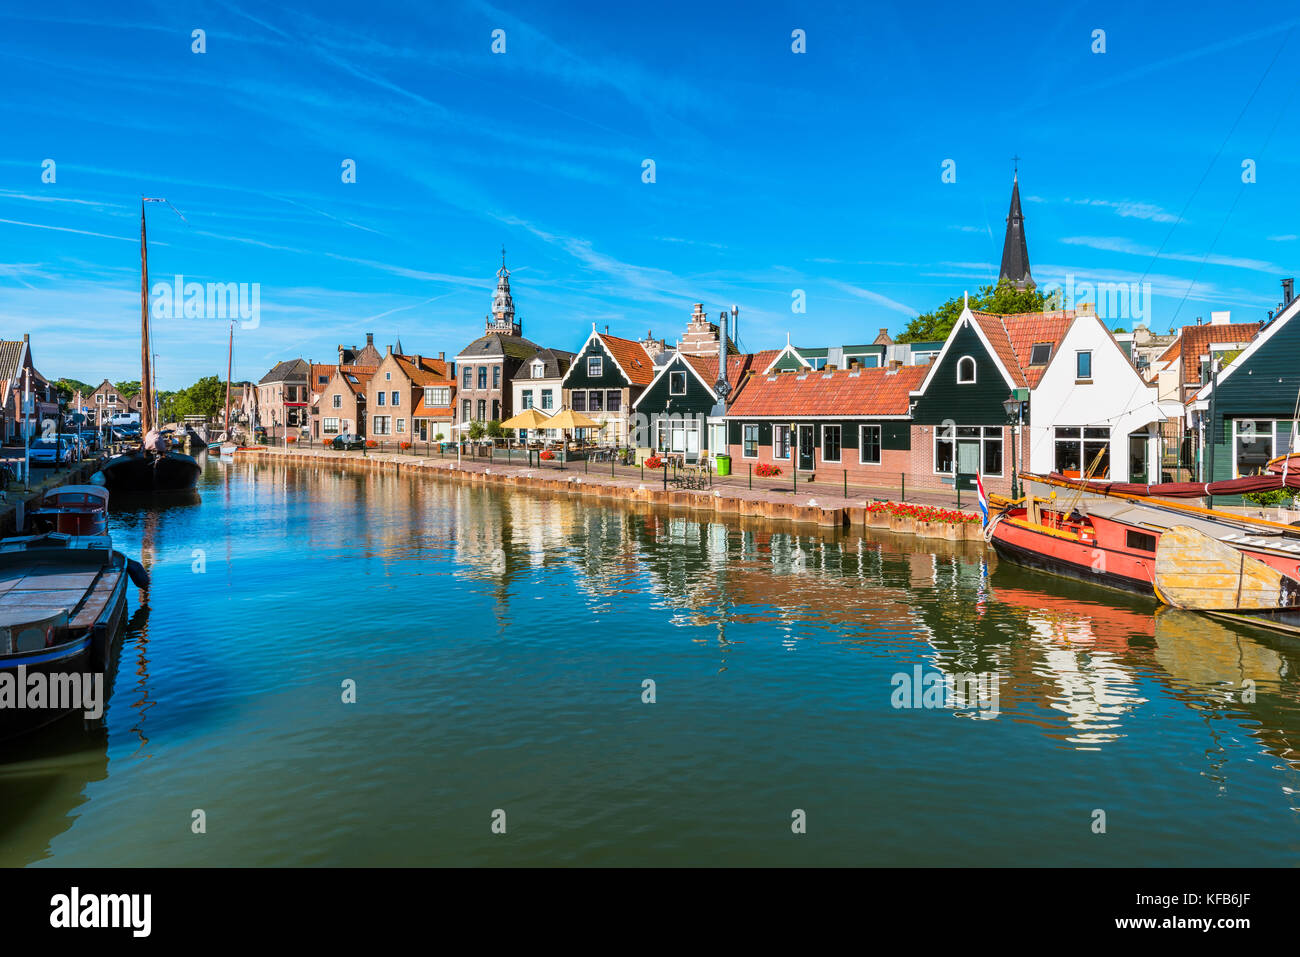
[1233,419,1278,478]
[332,393,342,409]
[588,355,603,377]
[956,356,976,384]
[860,424,882,465]
[391,391,400,407]
[323,417,340,434]
[372,415,391,435]
[669,371,687,395]
[376,392,385,406]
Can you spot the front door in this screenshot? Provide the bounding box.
[957,439,980,476]
[798,425,815,470]
[415,420,428,441]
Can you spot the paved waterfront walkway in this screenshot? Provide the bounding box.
[248,443,982,518]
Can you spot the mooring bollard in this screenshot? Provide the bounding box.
[749,463,752,490]
[844,469,847,499]
[900,472,905,501]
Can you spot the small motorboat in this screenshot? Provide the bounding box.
[26,485,110,538]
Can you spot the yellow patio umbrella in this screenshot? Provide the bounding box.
[499,407,553,430]
[545,407,601,457]
[546,408,600,431]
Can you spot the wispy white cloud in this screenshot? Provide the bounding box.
[1059,236,1278,273]
[825,280,918,316]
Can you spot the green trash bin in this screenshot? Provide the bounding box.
[715,454,731,477]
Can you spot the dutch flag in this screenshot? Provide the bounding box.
[976,472,989,527]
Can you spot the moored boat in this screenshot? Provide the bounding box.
[987,473,1300,598]
[98,198,201,494]
[0,537,131,740]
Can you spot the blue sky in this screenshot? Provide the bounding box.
[3,0,1300,389]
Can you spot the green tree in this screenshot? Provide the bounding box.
[467,421,486,441]
[114,380,141,398]
[53,377,95,404]
[486,419,504,439]
[897,279,1062,343]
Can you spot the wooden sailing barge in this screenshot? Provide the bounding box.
[987,467,1300,633]
[96,199,201,493]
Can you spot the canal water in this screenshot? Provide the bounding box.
[5,454,1300,866]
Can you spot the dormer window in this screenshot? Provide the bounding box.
[957,356,976,384]
[588,355,603,377]
[1029,343,1052,365]
[532,361,544,377]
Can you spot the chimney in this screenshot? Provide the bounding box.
[437,351,445,362]
[1284,278,1295,306]
[1196,317,1202,325]
[1210,311,1230,325]
[718,311,729,396]
[386,344,392,356]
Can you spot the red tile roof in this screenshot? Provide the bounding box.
[725,364,928,418]
[970,310,1075,388]
[337,366,377,396]
[597,333,655,385]
[393,354,452,385]
[683,350,781,399]
[1155,321,1262,384]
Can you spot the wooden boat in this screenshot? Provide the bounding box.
[26,485,109,538]
[1149,524,1300,635]
[0,537,131,740]
[988,474,1300,598]
[97,199,200,493]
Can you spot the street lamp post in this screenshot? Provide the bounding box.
[1003,394,1025,500]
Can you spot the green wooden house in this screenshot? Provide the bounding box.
[1189,294,1300,489]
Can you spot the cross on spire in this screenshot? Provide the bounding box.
[1011,154,1021,177]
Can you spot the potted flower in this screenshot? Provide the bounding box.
[540,450,555,461]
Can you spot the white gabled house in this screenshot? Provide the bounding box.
[1026,305,1182,482]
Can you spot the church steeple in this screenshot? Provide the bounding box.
[999,168,1034,292]
[486,246,520,336]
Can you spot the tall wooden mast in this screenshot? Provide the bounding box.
[139,199,155,434]
[225,321,234,440]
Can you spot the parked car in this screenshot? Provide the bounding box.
[109,411,141,427]
[328,433,366,451]
[78,430,101,453]
[29,437,75,466]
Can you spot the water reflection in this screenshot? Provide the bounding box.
[8,457,1300,865]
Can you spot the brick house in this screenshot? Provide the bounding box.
[366,346,454,444]
[319,366,376,437]
[725,363,928,484]
[0,334,59,444]
[86,378,144,428]
[257,358,310,437]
